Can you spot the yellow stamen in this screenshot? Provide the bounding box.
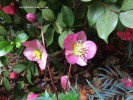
[34,50,41,59]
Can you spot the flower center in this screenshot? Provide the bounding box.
[73,42,84,57]
[34,50,41,59]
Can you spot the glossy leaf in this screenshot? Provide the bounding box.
[121,0,133,11]
[37,1,47,8]
[0,10,12,23]
[26,68,32,84]
[13,63,27,73]
[2,77,10,91]
[42,9,55,21]
[87,2,104,27]
[0,41,14,57]
[119,10,133,28]
[61,6,74,27]
[53,22,63,34]
[0,25,8,36]
[96,10,118,43]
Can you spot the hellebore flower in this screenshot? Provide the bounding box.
[116,28,133,41]
[122,78,132,88]
[23,40,47,70]
[61,75,70,90]
[10,72,18,79]
[0,3,17,15]
[26,13,36,22]
[64,31,97,66]
[26,93,39,100]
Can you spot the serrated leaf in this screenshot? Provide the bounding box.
[58,30,73,49]
[2,77,10,91]
[121,0,133,11]
[96,10,118,43]
[21,0,37,13]
[120,10,133,28]
[0,10,12,23]
[26,68,32,84]
[0,25,8,36]
[0,41,14,57]
[61,6,74,27]
[13,63,27,73]
[87,2,104,27]
[42,9,55,21]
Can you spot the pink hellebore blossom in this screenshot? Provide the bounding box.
[23,40,47,70]
[61,75,70,90]
[64,31,97,66]
[122,78,132,88]
[116,28,133,41]
[26,93,39,100]
[26,13,36,22]
[10,72,18,79]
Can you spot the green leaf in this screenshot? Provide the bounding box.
[15,31,29,48]
[0,41,14,57]
[119,10,133,28]
[37,1,47,8]
[42,24,50,33]
[58,30,73,49]
[96,10,118,43]
[13,63,27,73]
[45,28,54,47]
[2,77,10,91]
[26,68,33,84]
[53,22,63,34]
[87,2,104,27]
[42,9,55,21]
[61,6,75,27]
[1,1,12,6]
[121,0,133,11]
[21,0,37,13]
[3,70,10,77]
[81,0,91,2]
[105,0,117,3]
[0,10,12,23]
[30,65,38,76]
[0,25,8,36]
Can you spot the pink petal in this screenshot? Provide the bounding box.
[61,75,68,90]
[76,57,87,66]
[64,34,76,50]
[76,31,87,42]
[26,93,39,100]
[10,72,18,79]
[65,50,78,64]
[23,48,38,61]
[26,13,36,22]
[37,52,47,70]
[22,40,41,50]
[83,41,97,59]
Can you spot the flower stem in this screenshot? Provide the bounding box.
[66,64,72,91]
[47,64,59,100]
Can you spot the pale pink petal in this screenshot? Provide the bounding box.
[76,31,87,42]
[37,52,47,70]
[83,41,97,59]
[61,75,68,90]
[65,50,78,64]
[22,40,41,50]
[64,34,76,50]
[76,57,87,66]
[23,48,38,61]
[26,93,39,100]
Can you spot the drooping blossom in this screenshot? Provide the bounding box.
[61,75,70,91]
[9,72,18,79]
[26,13,36,22]
[22,40,47,70]
[122,78,132,88]
[64,31,97,66]
[105,45,116,52]
[116,28,133,41]
[0,3,17,15]
[26,93,39,100]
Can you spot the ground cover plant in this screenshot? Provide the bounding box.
[0,0,133,100]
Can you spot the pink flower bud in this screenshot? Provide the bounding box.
[61,75,70,90]
[9,72,18,79]
[26,13,36,22]
[26,93,39,100]
[122,78,132,88]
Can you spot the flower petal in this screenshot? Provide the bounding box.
[64,34,76,50]
[37,52,47,70]
[76,31,87,42]
[83,41,97,59]
[22,40,41,50]
[23,48,38,61]
[65,50,78,64]
[76,57,87,66]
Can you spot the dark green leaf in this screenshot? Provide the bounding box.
[42,9,55,21]
[61,6,75,27]
[0,41,14,57]
[0,25,8,36]
[13,63,27,73]
[96,10,118,43]
[2,77,10,91]
[0,11,12,23]
[121,0,133,11]
[26,68,33,84]
[120,10,133,28]
[3,70,10,77]
[87,2,104,27]
[42,24,50,33]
